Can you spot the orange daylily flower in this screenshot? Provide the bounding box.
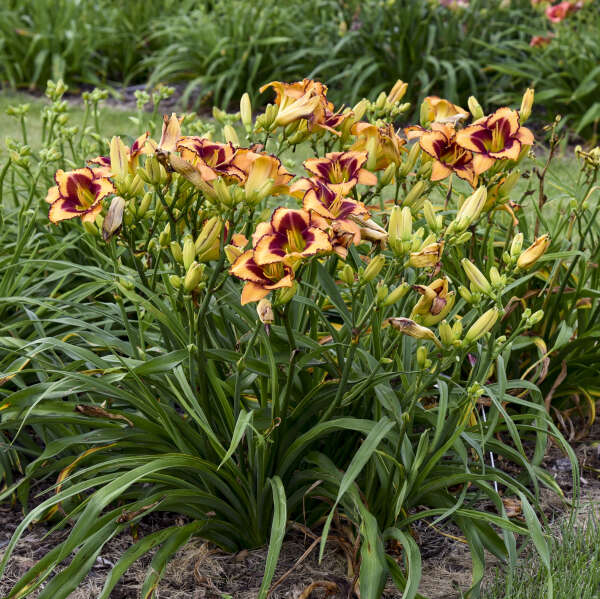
[233,149,294,198]
[46,168,115,224]
[252,208,332,267]
[177,137,246,183]
[303,180,369,258]
[301,151,378,195]
[230,249,295,305]
[422,96,469,125]
[415,124,477,186]
[455,107,534,174]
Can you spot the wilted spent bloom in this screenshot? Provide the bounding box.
[388,317,442,348]
[419,96,469,127]
[102,196,126,241]
[410,277,455,326]
[257,298,275,324]
[463,308,501,344]
[409,241,444,268]
[46,167,115,224]
[350,123,406,170]
[516,234,550,269]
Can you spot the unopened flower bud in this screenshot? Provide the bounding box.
[388,206,411,255]
[527,309,544,326]
[184,261,205,292]
[137,191,153,218]
[464,308,501,344]
[467,96,484,120]
[361,254,386,283]
[516,234,550,270]
[439,320,454,346]
[387,80,408,104]
[461,259,492,295]
[375,91,387,111]
[240,92,253,133]
[352,98,369,122]
[224,244,243,264]
[223,124,239,146]
[183,237,196,270]
[416,345,429,368]
[383,282,409,306]
[339,264,355,285]
[170,241,183,264]
[380,163,396,186]
[169,274,182,289]
[520,88,534,123]
[489,266,503,288]
[423,200,441,233]
[257,298,274,324]
[404,180,427,208]
[82,220,99,236]
[458,285,474,303]
[376,282,389,304]
[275,281,298,305]
[449,186,487,234]
[399,142,421,177]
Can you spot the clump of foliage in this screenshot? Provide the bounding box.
[0,78,586,599]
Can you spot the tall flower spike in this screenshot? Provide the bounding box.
[46,168,115,224]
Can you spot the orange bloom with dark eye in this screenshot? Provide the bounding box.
[252,207,332,267]
[88,132,150,177]
[302,180,369,258]
[301,151,378,195]
[177,137,247,183]
[416,124,477,186]
[350,122,407,170]
[455,107,534,174]
[230,250,295,305]
[46,168,115,224]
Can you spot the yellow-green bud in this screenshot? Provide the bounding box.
[527,309,544,326]
[375,91,387,111]
[510,232,524,258]
[224,244,243,265]
[380,163,396,187]
[275,281,298,305]
[361,254,386,283]
[366,135,378,171]
[182,237,196,270]
[489,266,503,288]
[137,191,153,218]
[389,206,411,255]
[223,124,239,146]
[458,285,474,303]
[467,96,485,120]
[82,220,99,237]
[170,241,183,264]
[464,308,501,344]
[454,231,472,245]
[169,274,182,289]
[439,320,454,346]
[339,264,355,286]
[159,224,171,248]
[383,282,409,306]
[184,261,205,292]
[416,346,429,368]
[404,180,427,209]
[449,186,487,234]
[352,98,369,121]
[399,142,421,177]
[240,92,253,133]
[520,88,534,123]
[376,282,389,304]
[423,200,441,233]
[461,258,492,295]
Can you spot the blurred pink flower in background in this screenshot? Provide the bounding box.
[545,1,582,22]
[529,34,554,46]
